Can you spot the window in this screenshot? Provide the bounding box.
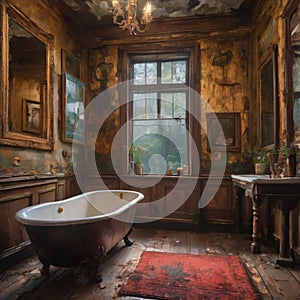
[129,55,190,175]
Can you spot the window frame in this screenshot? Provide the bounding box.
[129,53,192,175]
[118,43,201,176]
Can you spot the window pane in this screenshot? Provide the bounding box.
[134,63,145,85]
[146,62,157,84]
[131,58,189,175]
[133,93,158,119]
[161,62,172,83]
[145,93,157,119]
[132,120,187,174]
[173,61,186,83]
[173,92,186,118]
[133,93,146,118]
[160,94,173,118]
[161,92,186,118]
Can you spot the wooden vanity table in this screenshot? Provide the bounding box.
[231,175,300,266]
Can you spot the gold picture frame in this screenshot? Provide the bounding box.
[61,49,80,78]
[207,112,241,152]
[22,99,41,134]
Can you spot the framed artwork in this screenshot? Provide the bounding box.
[207,112,241,152]
[258,44,278,150]
[261,112,274,148]
[61,49,80,78]
[22,99,41,134]
[294,92,300,143]
[62,72,85,143]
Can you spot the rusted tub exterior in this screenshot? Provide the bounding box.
[15,190,144,277]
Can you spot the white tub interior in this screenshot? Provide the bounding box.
[16,190,143,224]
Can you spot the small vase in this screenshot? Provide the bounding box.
[254,163,267,175]
[165,169,172,176]
[177,167,183,176]
[134,163,143,175]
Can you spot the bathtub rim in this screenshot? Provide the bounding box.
[15,190,144,226]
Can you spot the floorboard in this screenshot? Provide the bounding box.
[1,228,300,300]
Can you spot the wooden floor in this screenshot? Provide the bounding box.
[1,228,300,300]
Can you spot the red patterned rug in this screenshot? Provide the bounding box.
[119,251,259,300]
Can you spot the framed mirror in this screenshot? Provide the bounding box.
[0,2,54,150]
[258,44,279,150]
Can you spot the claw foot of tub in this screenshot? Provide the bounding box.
[40,264,50,276]
[123,236,133,246]
[123,227,134,246]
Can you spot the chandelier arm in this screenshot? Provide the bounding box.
[110,0,154,35]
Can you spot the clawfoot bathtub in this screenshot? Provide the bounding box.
[15,190,144,281]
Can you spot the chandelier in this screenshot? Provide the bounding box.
[111,0,154,35]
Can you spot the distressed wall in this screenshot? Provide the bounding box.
[0,0,83,174]
[251,0,290,148]
[88,46,119,173]
[200,38,250,174]
[88,39,251,175]
[1,0,296,177]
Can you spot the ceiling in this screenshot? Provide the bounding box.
[57,0,254,30]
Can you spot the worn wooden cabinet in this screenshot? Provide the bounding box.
[57,177,67,201]
[80,174,239,231]
[200,177,236,229]
[292,203,300,254]
[0,175,80,255]
[154,178,201,228]
[66,176,81,197]
[120,176,201,230]
[57,175,81,201]
[0,177,57,252]
[270,201,300,254]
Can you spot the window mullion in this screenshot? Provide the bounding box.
[158,93,161,119]
[158,61,162,84]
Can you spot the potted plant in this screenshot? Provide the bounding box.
[130,145,146,175]
[252,149,268,175]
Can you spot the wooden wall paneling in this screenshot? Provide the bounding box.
[0,191,32,251]
[206,185,232,223]
[201,177,235,227]
[291,203,299,252]
[57,178,67,201]
[0,176,81,255]
[119,177,152,223]
[66,176,81,197]
[120,176,200,229]
[83,175,119,193]
[155,178,200,225]
[296,204,300,253]
[36,184,56,204]
[261,200,299,252]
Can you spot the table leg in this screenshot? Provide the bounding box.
[251,194,262,253]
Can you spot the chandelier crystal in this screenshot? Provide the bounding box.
[111,0,154,35]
